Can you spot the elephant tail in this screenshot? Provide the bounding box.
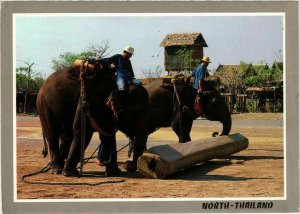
[41,131,48,158]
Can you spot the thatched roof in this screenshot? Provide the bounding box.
[214,64,245,75]
[215,64,269,75]
[160,32,208,47]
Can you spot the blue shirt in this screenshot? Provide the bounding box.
[100,54,134,80]
[191,63,207,90]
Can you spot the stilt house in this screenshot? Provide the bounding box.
[160,32,208,74]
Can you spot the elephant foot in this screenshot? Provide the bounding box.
[51,168,63,175]
[62,164,79,177]
[105,166,123,177]
[96,159,105,166]
[124,160,137,172]
[50,163,64,174]
[62,168,79,177]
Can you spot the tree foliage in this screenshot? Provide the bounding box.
[51,41,111,71]
[51,51,97,71]
[16,68,44,93]
[16,42,111,93]
[241,61,283,88]
[213,61,283,94]
[176,45,201,72]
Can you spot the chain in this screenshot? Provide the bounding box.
[79,60,88,177]
[173,82,184,143]
[21,145,126,186]
[21,59,125,186]
[22,169,125,186]
[79,100,86,177]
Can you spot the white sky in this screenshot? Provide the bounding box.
[15,14,284,78]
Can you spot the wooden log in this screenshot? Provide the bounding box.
[137,133,249,179]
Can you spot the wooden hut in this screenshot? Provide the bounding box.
[160,32,208,73]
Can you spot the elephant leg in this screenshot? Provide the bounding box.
[124,116,149,172]
[62,128,93,177]
[38,106,64,173]
[125,135,148,172]
[47,132,64,174]
[59,130,73,161]
[99,134,122,176]
[171,116,193,143]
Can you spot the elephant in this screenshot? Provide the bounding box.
[37,59,124,177]
[105,84,149,172]
[144,77,232,143]
[106,77,231,162]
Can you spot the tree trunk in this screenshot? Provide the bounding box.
[137,133,248,179]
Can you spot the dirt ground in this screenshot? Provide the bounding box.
[16,113,284,199]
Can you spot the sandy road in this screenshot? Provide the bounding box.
[16,113,284,199]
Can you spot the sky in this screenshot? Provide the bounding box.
[15,14,284,78]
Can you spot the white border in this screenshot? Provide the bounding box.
[13,12,286,203]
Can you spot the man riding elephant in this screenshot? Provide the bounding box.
[96,46,144,165]
[187,55,212,116]
[100,45,137,91]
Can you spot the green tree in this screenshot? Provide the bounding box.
[176,46,201,72]
[16,62,45,93]
[214,61,283,94]
[51,51,96,71]
[51,41,111,71]
[242,62,283,88]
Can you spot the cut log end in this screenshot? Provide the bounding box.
[137,154,168,179]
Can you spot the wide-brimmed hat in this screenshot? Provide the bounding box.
[124,46,134,55]
[201,56,211,63]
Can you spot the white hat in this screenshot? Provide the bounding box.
[201,56,211,63]
[124,46,134,55]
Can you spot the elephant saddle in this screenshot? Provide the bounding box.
[67,59,108,81]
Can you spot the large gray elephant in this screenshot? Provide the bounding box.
[144,78,232,142]
[37,59,128,177]
[108,77,231,159]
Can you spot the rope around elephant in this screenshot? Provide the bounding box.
[21,143,131,186]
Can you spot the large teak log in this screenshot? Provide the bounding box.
[137,133,248,179]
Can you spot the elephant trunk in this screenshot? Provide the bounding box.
[220,111,232,136]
